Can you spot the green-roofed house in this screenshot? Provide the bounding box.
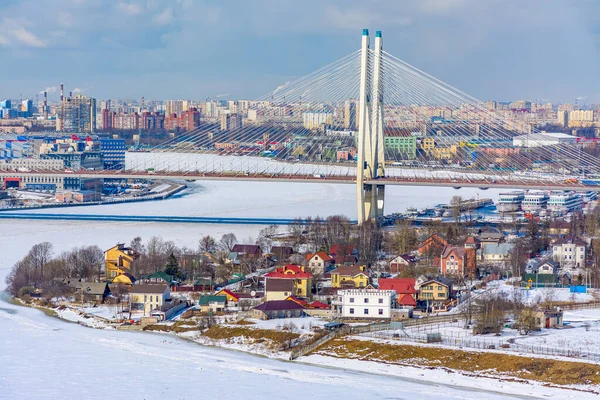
[145,271,174,285]
[198,295,226,313]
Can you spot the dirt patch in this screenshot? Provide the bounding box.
[317,339,600,387]
[203,325,300,344]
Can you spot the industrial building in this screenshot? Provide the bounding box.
[512,132,578,148]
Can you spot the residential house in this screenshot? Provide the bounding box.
[129,285,170,315]
[378,278,417,307]
[305,251,333,275]
[549,220,571,236]
[329,244,358,265]
[417,233,447,257]
[440,246,467,276]
[533,307,563,329]
[330,265,369,288]
[251,300,306,320]
[418,277,453,308]
[231,244,262,259]
[104,243,139,279]
[552,236,586,269]
[332,289,395,319]
[477,230,505,245]
[215,288,241,307]
[389,254,417,273]
[482,243,514,265]
[264,279,294,301]
[198,295,226,313]
[523,259,559,287]
[270,246,294,262]
[68,281,110,303]
[142,271,174,285]
[264,264,312,297]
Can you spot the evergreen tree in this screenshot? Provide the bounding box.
[165,253,183,280]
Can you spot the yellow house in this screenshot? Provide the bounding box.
[418,278,453,305]
[264,264,313,298]
[330,265,369,288]
[432,145,458,160]
[104,243,139,279]
[129,284,170,316]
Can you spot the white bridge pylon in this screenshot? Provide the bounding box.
[357,29,386,224]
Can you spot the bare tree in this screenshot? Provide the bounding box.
[27,242,53,286]
[256,225,278,254]
[219,233,237,252]
[198,235,217,253]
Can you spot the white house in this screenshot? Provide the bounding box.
[305,251,333,275]
[481,243,514,264]
[129,285,170,316]
[333,289,394,319]
[552,237,586,269]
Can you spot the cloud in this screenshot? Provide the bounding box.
[153,8,174,25]
[118,2,143,16]
[39,86,57,94]
[1,18,46,47]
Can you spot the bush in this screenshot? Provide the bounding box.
[18,286,35,298]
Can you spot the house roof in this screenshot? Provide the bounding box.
[145,271,173,284]
[308,301,330,309]
[129,284,169,294]
[329,244,356,256]
[264,264,313,279]
[73,282,109,296]
[112,272,136,284]
[422,276,453,287]
[286,295,308,306]
[198,295,227,305]
[478,232,504,240]
[265,278,294,292]
[378,278,417,295]
[465,236,479,245]
[306,251,333,262]
[482,243,514,255]
[232,244,261,255]
[397,293,417,307]
[330,265,366,277]
[418,233,447,250]
[253,300,305,312]
[391,254,417,264]
[552,236,586,246]
[441,245,466,259]
[270,246,293,254]
[216,288,240,300]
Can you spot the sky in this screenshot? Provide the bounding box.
[0,0,599,104]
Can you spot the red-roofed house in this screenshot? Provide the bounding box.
[378,278,417,307]
[308,301,329,309]
[286,295,308,307]
[417,234,448,257]
[264,264,313,298]
[305,251,333,275]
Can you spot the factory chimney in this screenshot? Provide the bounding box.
[43,91,48,119]
[60,84,64,102]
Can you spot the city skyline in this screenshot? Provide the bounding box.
[0,0,599,103]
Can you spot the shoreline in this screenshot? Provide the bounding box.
[6,293,600,398]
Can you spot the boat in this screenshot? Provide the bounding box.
[496,191,524,213]
[547,191,584,215]
[521,191,549,213]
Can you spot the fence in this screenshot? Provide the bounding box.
[361,320,600,364]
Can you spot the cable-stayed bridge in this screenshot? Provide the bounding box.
[2,29,600,223]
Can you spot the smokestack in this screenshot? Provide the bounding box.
[69,91,72,99]
[60,84,64,102]
[43,91,48,119]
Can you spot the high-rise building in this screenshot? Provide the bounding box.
[344,100,357,130]
[303,112,333,130]
[56,95,97,133]
[557,110,569,127]
[165,100,189,116]
[220,113,243,131]
[509,100,531,112]
[569,109,594,122]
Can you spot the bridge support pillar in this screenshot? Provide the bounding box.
[357,29,386,225]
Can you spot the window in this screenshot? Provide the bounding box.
[349,308,354,314]
[379,309,383,315]
[378,298,383,304]
[364,309,369,315]
[364,298,369,303]
[349,297,354,303]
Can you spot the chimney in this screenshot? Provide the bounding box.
[43,91,48,119]
[69,91,72,99]
[60,84,64,102]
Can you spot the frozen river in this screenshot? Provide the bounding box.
[1,181,585,399]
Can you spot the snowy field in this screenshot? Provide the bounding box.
[490,280,599,304]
